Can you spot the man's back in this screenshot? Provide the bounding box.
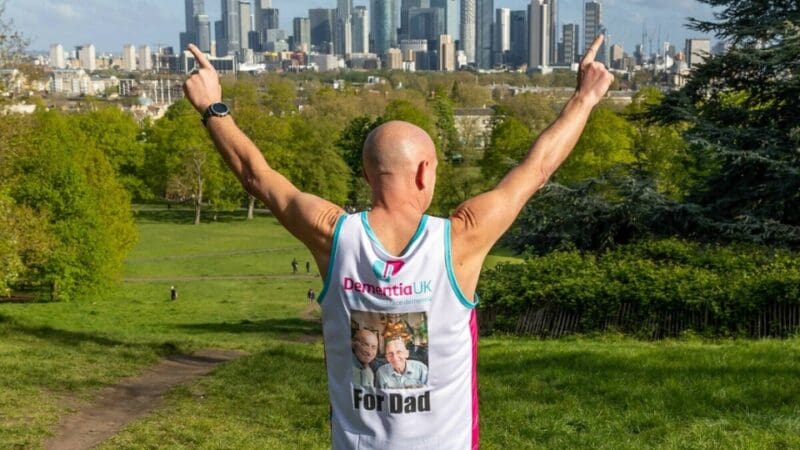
[320,212,478,449]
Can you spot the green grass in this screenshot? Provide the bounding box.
[1,207,799,449]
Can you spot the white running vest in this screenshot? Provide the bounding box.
[319,212,479,450]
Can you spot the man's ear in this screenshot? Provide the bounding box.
[415,161,428,190]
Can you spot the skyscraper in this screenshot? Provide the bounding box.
[409,7,444,45]
[139,46,153,71]
[562,23,578,64]
[509,10,527,68]
[336,0,354,55]
[431,0,458,47]
[352,6,369,53]
[310,8,336,53]
[293,17,311,51]
[122,45,137,71]
[493,8,510,66]
[196,15,212,52]
[78,44,96,71]
[215,19,226,56]
[549,0,558,66]
[476,0,493,68]
[439,34,455,71]
[461,0,476,63]
[685,38,711,67]
[584,1,602,56]
[239,0,252,50]
[370,0,395,55]
[528,0,549,68]
[221,0,241,55]
[181,0,205,50]
[49,44,65,69]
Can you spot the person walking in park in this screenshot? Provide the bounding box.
[291,257,298,274]
[307,288,316,303]
[183,35,612,449]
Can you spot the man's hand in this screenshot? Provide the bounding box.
[182,44,221,114]
[576,34,614,107]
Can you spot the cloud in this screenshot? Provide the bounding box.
[53,4,80,20]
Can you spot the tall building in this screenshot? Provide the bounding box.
[138,45,153,71]
[509,10,527,68]
[549,0,558,65]
[181,0,206,50]
[476,0,493,68]
[78,44,96,71]
[400,0,429,41]
[265,9,279,30]
[584,1,602,56]
[370,0,395,55]
[196,15,212,52]
[528,0,550,68]
[310,8,335,53]
[352,7,370,53]
[293,17,311,51]
[122,45,137,71]
[562,23,579,64]
[610,43,623,68]
[215,19,226,56]
[336,0,354,55]
[685,38,711,67]
[221,0,241,55]
[493,8,510,66]
[254,0,271,34]
[239,0,252,49]
[430,0,457,43]
[409,7,444,46]
[461,0,476,63]
[439,34,455,70]
[49,44,65,69]
[385,47,403,69]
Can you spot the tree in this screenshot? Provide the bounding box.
[480,115,532,183]
[0,0,28,68]
[652,0,800,246]
[147,99,240,224]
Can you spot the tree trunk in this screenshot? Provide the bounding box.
[194,180,203,225]
[247,195,255,220]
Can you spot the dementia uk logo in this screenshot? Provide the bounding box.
[343,259,432,298]
[372,259,405,282]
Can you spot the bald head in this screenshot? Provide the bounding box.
[363,121,437,179]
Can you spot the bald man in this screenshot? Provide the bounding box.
[351,329,379,387]
[183,35,613,450]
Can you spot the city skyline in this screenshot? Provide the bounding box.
[12,0,715,57]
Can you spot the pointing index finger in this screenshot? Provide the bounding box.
[187,43,212,70]
[581,34,605,65]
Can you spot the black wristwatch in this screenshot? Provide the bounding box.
[202,102,230,126]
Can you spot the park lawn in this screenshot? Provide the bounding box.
[0,208,799,449]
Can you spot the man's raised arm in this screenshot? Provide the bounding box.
[182,44,343,260]
[449,35,614,290]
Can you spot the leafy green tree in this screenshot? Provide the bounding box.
[652,0,800,246]
[147,99,240,224]
[72,107,148,200]
[3,110,136,299]
[480,115,532,183]
[554,106,635,184]
[0,0,27,68]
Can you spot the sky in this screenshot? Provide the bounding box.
[8,0,717,55]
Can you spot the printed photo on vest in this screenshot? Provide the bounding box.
[350,310,429,390]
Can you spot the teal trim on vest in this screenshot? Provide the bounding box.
[444,219,479,309]
[318,214,347,304]
[360,211,429,257]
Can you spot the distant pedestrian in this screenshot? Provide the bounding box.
[291,258,298,274]
[170,286,177,301]
[306,261,311,273]
[307,288,316,303]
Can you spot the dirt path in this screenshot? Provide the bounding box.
[43,349,246,450]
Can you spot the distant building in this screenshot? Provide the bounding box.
[528,0,549,68]
[583,1,602,60]
[439,34,455,71]
[336,0,354,55]
[686,38,711,68]
[508,10,527,68]
[370,0,395,56]
[493,8,510,67]
[139,45,153,72]
[293,18,311,51]
[561,23,579,65]
[431,0,457,42]
[49,44,65,69]
[122,45,137,72]
[454,107,494,149]
[239,0,252,49]
[195,15,212,52]
[385,47,403,69]
[461,0,476,63]
[352,6,370,54]
[77,44,96,71]
[475,0,493,68]
[310,8,335,54]
[610,43,623,69]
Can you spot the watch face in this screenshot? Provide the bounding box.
[210,103,229,115]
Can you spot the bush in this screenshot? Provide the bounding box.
[478,239,800,338]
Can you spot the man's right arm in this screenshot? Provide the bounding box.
[449,35,614,297]
[182,44,343,262]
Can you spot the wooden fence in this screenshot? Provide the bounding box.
[478,302,800,339]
